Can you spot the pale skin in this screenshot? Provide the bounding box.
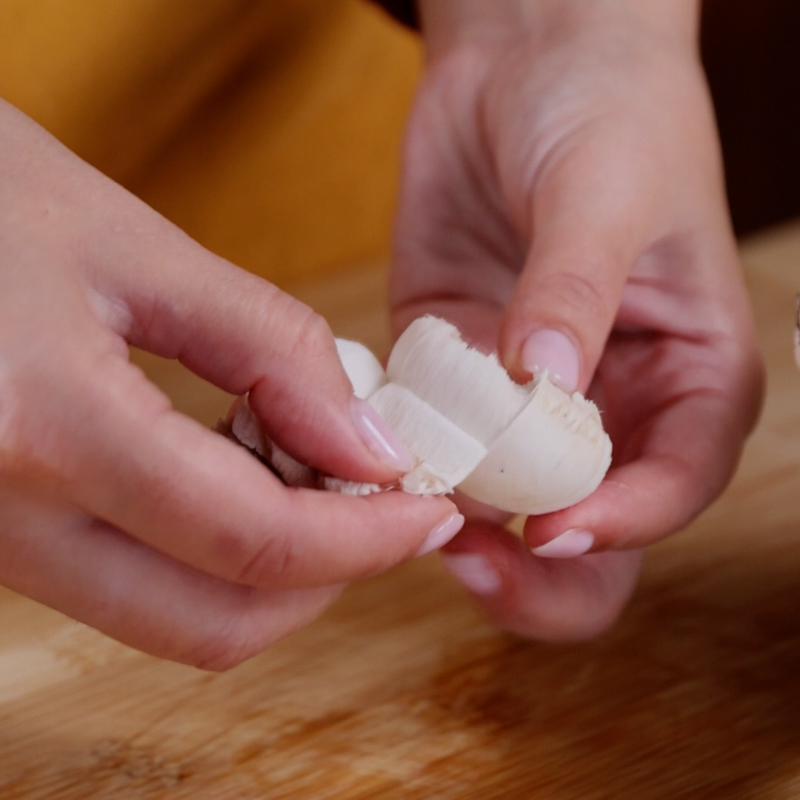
[394,0,764,639]
[0,0,764,665]
[0,101,462,669]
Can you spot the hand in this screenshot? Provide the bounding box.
[0,100,461,668]
[391,0,763,640]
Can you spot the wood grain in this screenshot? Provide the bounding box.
[4,230,800,798]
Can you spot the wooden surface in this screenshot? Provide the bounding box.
[4,226,800,799]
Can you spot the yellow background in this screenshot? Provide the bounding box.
[0,0,421,284]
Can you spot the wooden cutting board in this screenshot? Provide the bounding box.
[3,225,800,799]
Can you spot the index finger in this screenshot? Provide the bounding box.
[37,354,462,590]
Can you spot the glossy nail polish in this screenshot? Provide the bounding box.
[350,396,414,472]
[532,529,594,559]
[521,329,580,393]
[416,513,465,557]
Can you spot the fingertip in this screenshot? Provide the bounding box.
[523,483,619,555]
[415,512,465,557]
[523,449,721,555]
[248,383,403,487]
[440,551,504,595]
[518,328,582,393]
[440,522,643,642]
[350,396,415,474]
[497,233,630,392]
[498,283,592,388]
[439,522,517,597]
[530,529,595,559]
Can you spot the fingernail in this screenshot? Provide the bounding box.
[532,529,594,559]
[440,552,502,595]
[350,396,414,472]
[416,513,465,557]
[521,329,580,393]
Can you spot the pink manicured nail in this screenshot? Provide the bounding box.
[441,553,502,595]
[350,396,414,472]
[532,529,594,559]
[521,329,580,393]
[416,513,465,557]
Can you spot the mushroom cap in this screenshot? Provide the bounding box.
[335,338,386,399]
[457,376,612,515]
[335,316,612,515]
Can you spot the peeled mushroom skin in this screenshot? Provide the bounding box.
[336,316,612,515]
[457,377,612,515]
[222,315,612,515]
[386,317,529,443]
[367,382,487,494]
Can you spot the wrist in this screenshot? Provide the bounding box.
[418,0,701,59]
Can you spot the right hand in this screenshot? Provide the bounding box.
[0,100,461,669]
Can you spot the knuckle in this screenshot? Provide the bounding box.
[536,269,613,325]
[0,350,139,482]
[183,586,339,671]
[185,617,265,672]
[0,365,61,478]
[233,526,298,588]
[245,284,334,365]
[289,305,335,362]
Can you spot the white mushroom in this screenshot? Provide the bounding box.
[224,316,611,515]
[339,316,612,515]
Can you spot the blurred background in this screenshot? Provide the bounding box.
[0,0,798,286]
[702,0,800,237]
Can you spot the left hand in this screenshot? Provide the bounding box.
[390,0,763,640]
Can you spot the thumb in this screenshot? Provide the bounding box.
[498,140,657,393]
